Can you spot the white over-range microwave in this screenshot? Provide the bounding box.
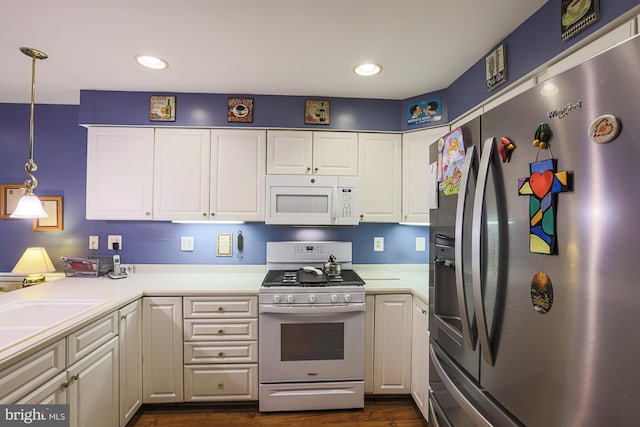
[265,175,359,225]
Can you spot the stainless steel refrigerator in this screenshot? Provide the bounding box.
[429,35,640,426]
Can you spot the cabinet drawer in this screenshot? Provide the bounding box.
[184,341,257,364]
[184,319,257,341]
[0,340,65,404]
[67,311,118,364]
[184,364,257,401]
[15,372,68,405]
[184,296,257,318]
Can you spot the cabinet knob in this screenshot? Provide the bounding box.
[306,167,311,172]
[120,314,128,320]
[421,308,427,315]
[217,306,224,312]
[211,212,215,216]
[218,352,224,357]
[145,211,151,216]
[314,167,319,172]
[203,212,207,217]
[217,381,224,388]
[218,329,224,335]
[360,214,364,219]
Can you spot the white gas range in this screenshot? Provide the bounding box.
[258,241,366,412]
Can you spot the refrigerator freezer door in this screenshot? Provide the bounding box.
[480,35,640,426]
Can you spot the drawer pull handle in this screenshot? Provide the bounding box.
[217,306,224,312]
[218,329,224,334]
[218,352,224,357]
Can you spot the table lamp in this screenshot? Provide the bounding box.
[12,247,55,285]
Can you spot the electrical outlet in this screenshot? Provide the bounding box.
[181,236,195,252]
[89,235,99,250]
[374,236,384,252]
[416,237,426,252]
[108,235,122,250]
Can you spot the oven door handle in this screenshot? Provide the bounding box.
[260,303,365,314]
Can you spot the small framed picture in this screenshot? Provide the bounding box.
[561,0,600,41]
[305,100,330,125]
[227,97,254,123]
[150,96,176,121]
[33,196,63,231]
[485,44,507,91]
[0,184,26,219]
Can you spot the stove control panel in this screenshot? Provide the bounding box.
[260,289,365,305]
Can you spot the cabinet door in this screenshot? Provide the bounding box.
[358,133,401,222]
[373,294,412,394]
[364,295,375,393]
[210,129,266,221]
[312,131,358,175]
[401,126,447,223]
[142,297,183,403]
[119,300,142,427]
[153,129,211,221]
[266,130,313,175]
[68,337,119,427]
[86,127,154,220]
[411,297,429,420]
[15,372,68,405]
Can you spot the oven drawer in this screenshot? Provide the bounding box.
[184,319,258,341]
[184,341,258,364]
[184,296,257,319]
[184,364,258,401]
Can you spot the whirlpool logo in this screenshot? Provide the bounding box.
[1,405,68,426]
[547,100,583,119]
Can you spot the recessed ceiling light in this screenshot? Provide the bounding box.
[354,63,382,77]
[135,54,169,70]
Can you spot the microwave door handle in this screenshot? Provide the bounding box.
[472,137,497,366]
[455,144,478,350]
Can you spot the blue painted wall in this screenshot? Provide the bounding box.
[0,103,428,271]
[2,0,639,272]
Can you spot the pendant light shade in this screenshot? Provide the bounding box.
[11,47,48,219]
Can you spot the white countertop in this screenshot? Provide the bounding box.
[0,263,428,369]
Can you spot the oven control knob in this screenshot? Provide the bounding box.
[344,294,352,303]
[273,295,281,304]
[287,295,295,303]
[330,294,338,303]
[309,295,317,303]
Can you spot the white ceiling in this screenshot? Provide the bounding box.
[1,0,547,105]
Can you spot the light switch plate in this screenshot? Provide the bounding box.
[89,235,99,250]
[416,237,426,251]
[216,233,233,257]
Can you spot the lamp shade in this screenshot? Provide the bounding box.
[12,247,55,274]
[10,193,48,218]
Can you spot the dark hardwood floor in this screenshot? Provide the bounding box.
[129,397,428,427]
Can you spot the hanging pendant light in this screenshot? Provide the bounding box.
[11,47,48,219]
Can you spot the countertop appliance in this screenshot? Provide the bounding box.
[429,35,640,426]
[259,241,366,412]
[265,175,358,225]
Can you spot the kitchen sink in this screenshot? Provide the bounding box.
[0,299,106,350]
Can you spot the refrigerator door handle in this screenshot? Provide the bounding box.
[455,144,478,349]
[428,390,452,427]
[429,344,493,427]
[472,137,497,365]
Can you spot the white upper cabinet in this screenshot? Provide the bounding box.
[86,127,155,220]
[401,126,448,223]
[267,130,358,176]
[266,130,313,175]
[210,129,266,222]
[153,129,211,221]
[358,133,402,222]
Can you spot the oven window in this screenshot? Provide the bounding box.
[281,323,344,361]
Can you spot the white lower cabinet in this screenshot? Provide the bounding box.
[142,296,184,403]
[67,337,119,427]
[373,294,413,394]
[119,300,143,427]
[365,294,413,395]
[183,296,258,402]
[411,297,429,420]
